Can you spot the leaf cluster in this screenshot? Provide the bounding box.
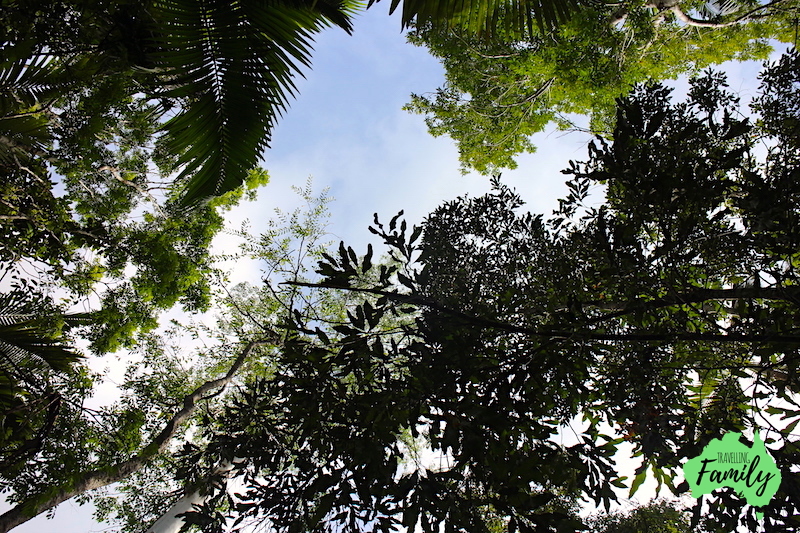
[406,0,790,173]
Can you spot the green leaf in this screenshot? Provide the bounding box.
[315,327,331,345]
[628,470,646,498]
[372,0,581,37]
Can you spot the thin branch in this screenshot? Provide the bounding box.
[587,286,800,324]
[668,5,739,27]
[13,160,49,187]
[285,281,800,345]
[493,77,555,109]
[98,166,167,216]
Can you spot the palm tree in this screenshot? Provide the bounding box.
[148,0,362,206]
[0,0,362,206]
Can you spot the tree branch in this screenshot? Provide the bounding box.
[667,5,739,27]
[493,77,555,108]
[649,0,792,28]
[285,281,800,345]
[145,459,240,533]
[98,166,166,216]
[0,339,274,533]
[587,286,800,324]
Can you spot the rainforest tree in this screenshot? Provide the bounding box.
[406,0,799,173]
[0,184,348,533]
[181,51,800,533]
[3,4,800,533]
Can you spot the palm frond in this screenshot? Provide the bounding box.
[0,54,61,114]
[369,0,582,37]
[0,326,79,374]
[0,114,51,167]
[0,54,64,167]
[149,0,360,207]
[0,291,85,375]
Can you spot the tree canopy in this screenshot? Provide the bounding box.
[0,3,596,530]
[0,0,591,348]
[2,3,800,533]
[585,500,696,533]
[215,51,798,533]
[0,183,345,532]
[406,0,799,173]
[12,50,790,533]
[0,0,581,211]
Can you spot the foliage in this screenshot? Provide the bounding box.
[0,280,91,476]
[152,0,358,206]
[1,27,276,352]
[586,500,696,533]
[0,0,584,354]
[0,164,269,354]
[0,185,346,532]
[4,4,800,533]
[369,0,583,38]
[165,52,800,533]
[406,0,797,173]
[2,0,585,211]
[0,0,359,205]
[0,0,357,348]
[8,52,800,529]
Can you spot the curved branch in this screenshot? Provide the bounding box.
[664,0,791,28]
[668,5,739,27]
[0,338,274,533]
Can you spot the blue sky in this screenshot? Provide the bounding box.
[224,5,591,271]
[4,6,791,532]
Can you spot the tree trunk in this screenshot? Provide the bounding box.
[146,491,207,533]
[145,460,239,533]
